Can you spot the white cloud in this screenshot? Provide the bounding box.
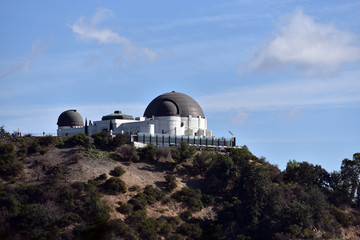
[0,39,47,78]
[69,8,158,64]
[243,10,360,74]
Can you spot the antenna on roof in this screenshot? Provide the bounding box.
[228,131,236,147]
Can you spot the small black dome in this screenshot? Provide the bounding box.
[144,91,205,118]
[57,110,84,127]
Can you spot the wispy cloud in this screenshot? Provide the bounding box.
[147,13,250,31]
[279,108,305,120]
[0,39,47,78]
[229,109,250,125]
[242,10,360,74]
[199,71,360,112]
[69,8,158,64]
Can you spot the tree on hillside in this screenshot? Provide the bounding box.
[0,126,10,137]
[283,160,330,189]
[341,153,360,204]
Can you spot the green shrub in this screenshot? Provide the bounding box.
[177,223,202,239]
[192,150,214,174]
[92,131,111,148]
[166,234,185,240]
[127,186,165,212]
[129,184,141,192]
[110,166,126,177]
[71,181,86,192]
[237,234,252,240]
[117,144,138,162]
[98,173,108,180]
[0,143,24,180]
[158,216,181,236]
[162,196,171,204]
[112,133,130,148]
[65,133,89,147]
[104,177,127,194]
[13,204,47,229]
[27,141,42,155]
[0,194,21,215]
[126,210,160,240]
[38,135,54,146]
[202,194,215,207]
[59,212,81,227]
[156,147,170,160]
[170,142,196,164]
[110,218,135,238]
[129,193,148,211]
[172,187,203,212]
[92,132,129,150]
[138,143,156,162]
[180,210,192,220]
[118,202,134,215]
[164,174,177,192]
[159,222,175,235]
[143,185,165,204]
[330,206,351,227]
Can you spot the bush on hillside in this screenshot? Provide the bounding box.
[170,142,196,164]
[110,166,126,177]
[0,143,24,180]
[177,223,202,239]
[65,133,89,147]
[92,132,130,150]
[164,174,177,193]
[156,147,171,160]
[104,177,127,194]
[38,135,55,147]
[138,143,156,162]
[143,185,165,204]
[172,187,203,212]
[118,144,139,162]
[112,133,131,148]
[192,150,214,174]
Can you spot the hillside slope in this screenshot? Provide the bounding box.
[1,135,360,240]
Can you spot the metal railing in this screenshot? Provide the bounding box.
[136,133,236,148]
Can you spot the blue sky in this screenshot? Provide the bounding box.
[1,0,359,171]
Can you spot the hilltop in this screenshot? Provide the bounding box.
[1,133,360,240]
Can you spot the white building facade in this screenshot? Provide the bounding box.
[57,91,212,138]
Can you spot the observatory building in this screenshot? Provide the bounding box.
[57,91,235,148]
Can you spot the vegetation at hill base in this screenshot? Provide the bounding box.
[0,131,359,239]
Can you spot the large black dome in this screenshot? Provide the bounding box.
[57,110,84,127]
[143,91,205,118]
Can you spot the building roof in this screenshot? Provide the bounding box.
[102,110,134,120]
[57,109,84,127]
[143,91,205,118]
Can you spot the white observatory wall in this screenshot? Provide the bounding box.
[183,116,209,136]
[140,124,155,134]
[146,116,210,136]
[118,121,146,133]
[150,116,183,135]
[57,126,84,136]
